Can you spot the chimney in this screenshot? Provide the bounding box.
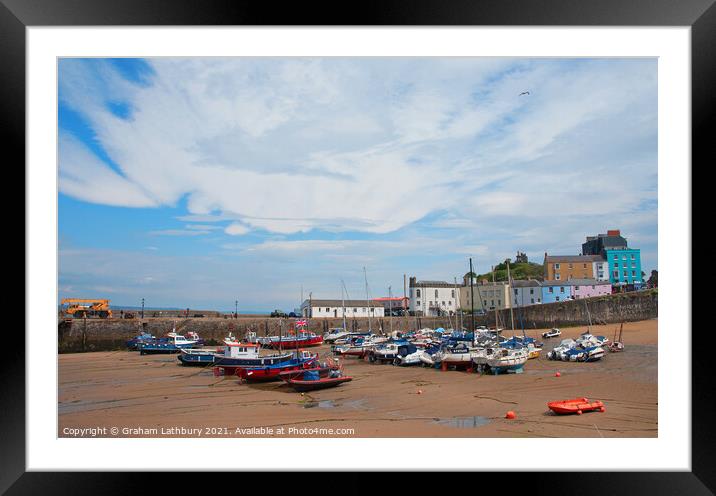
[607,229,621,236]
[409,276,416,287]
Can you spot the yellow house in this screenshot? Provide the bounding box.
[543,253,603,281]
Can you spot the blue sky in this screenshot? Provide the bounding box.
[58,57,658,311]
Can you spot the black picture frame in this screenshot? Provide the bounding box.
[4,0,710,492]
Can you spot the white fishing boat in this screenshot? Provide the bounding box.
[484,347,529,374]
[547,338,577,361]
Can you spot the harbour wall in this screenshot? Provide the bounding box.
[58,289,657,353]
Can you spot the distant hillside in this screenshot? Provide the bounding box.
[470,261,544,282]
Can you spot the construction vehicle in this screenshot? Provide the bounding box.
[60,298,113,319]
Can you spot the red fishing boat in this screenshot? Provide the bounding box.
[258,331,323,349]
[547,397,606,415]
[279,367,352,392]
[233,350,318,382]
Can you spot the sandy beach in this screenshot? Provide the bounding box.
[58,319,657,438]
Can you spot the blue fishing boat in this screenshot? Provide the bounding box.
[126,331,156,350]
[177,348,218,366]
[138,331,201,355]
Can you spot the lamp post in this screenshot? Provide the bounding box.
[235,300,238,318]
[141,298,145,319]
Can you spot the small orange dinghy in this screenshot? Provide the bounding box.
[548,397,605,415]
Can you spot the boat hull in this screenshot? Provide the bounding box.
[548,398,605,415]
[263,336,324,349]
[287,376,352,392]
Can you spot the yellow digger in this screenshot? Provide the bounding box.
[60,298,113,319]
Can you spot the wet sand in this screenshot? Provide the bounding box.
[58,319,657,438]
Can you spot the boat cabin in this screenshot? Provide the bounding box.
[222,342,261,358]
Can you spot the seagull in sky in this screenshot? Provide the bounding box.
[519,91,530,96]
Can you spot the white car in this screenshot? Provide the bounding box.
[542,328,562,338]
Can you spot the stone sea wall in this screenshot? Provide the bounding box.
[58,289,657,353]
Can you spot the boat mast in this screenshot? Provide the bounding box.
[493,266,499,330]
[469,258,475,334]
[389,285,393,335]
[363,267,372,333]
[341,281,347,332]
[507,260,515,333]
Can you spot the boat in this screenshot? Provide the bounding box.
[126,331,156,350]
[212,341,295,376]
[548,397,606,415]
[607,323,625,352]
[565,345,606,362]
[258,331,323,349]
[367,341,418,364]
[232,350,318,382]
[279,367,352,392]
[547,338,577,361]
[433,342,480,367]
[324,328,353,343]
[138,331,202,355]
[475,347,529,374]
[177,348,218,366]
[542,328,562,339]
[333,334,388,357]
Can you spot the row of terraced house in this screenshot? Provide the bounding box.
[406,229,644,316]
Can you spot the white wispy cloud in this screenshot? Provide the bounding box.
[59,58,656,239]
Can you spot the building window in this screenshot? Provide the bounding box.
[483,300,487,306]
[498,300,501,306]
[560,287,565,293]
[530,289,534,294]
[631,271,636,277]
[555,274,561,280]
[623,271,628,277]
[416,301,420,306]
[514,289,518,295]
[353,308,357,312]
[555,263,561,269]
[416,289,421,298]
[451,290,455,298]
[568,263,573,269]
[435,290,439,298]
[549,287,554,293]
[613,255,618,260]
[531,298,535,304]
[583,264,587,268]
[575,286,580,290]
[613,271,619,278]
[491,300,495,306]
[556,296,560,301]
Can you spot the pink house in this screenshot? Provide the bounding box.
[569,279,612,299]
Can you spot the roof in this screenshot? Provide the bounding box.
[542,279,610,286]
[545,255,604,263]
[372,297,408,301]
[410,280,455,288]
[562,279,611,286]
[304,299,383,308]
[510,279,542,287]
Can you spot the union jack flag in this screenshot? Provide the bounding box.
[295,319,308,327]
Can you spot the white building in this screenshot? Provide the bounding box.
[592,259,610,282]
[408,277,460,316]
[300,299,384,319]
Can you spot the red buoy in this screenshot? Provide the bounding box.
[417,389,423,395]
[505,411,516,419]
[555,372,561,377]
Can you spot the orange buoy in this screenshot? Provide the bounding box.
[555,372,561,377]
[417,389,423,395]
[505,411,516,419]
